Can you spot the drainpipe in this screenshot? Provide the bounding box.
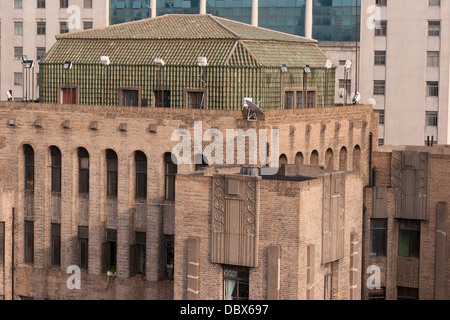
[151,0,156,18]
[200,0,206,14]
[11,207,14,300]
[305,0,313,39]
[251,0,258,27]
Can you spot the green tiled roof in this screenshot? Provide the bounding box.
[56,14,315,43]
[45,14,326,68]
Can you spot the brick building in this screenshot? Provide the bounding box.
[363,145,450,300]
[0,14,378,300]
[174,164,364,300]
[0,101,376,300]
[38,14,336,110]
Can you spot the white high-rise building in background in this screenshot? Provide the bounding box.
[360,0,450,146]
[0,0,109,102]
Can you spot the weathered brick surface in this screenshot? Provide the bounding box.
[363,146,450,300]
[0,101,375,299]
[174,171,363,300]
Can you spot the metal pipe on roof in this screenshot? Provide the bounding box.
[305,0,313,39]
[251,0,258,27]
[151,0,157,18]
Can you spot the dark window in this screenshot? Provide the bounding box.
[369,287,386,300]
[37,22,46,35]
[295,91,303,109]
[84,0,92,8]
[370,219,387,257]
[0,222,4,263]
[78,227,88,269]
[307,91,315,108]
[165,235,174,280]
[339,79,352,95]
[135,151,147,198]
[427,81,439,97]
[60,0,68,8]
[429,0,440,6]
[375,109,385,125]
[121,89,139,106]
[374,80,385,95]
[14,22,23,35]
[136,232,146,275]
[60,87,77,104]
[14,47,23,60]
[428,21,440,36]
[25,221,34,263]
[154,90,170,108]
[187,91,204,109]
[105,229,117,273]
[37,0,45,8]
[106,150,118,197]
[59,22,69,34]
[223,266,249,300]
[36,47,46,61]
[375,20,387,37]
[78,148,89,194]
[374,51,386,65]
[83,21,93,30]
[376,0,386,6]
[24,145,34,190]
[427,51,440,67]
[51,147,61,193]
[51,223,61,266]
[164,153,177,201]
[426,112,438,127]
[397,287,419,300]
[284,91,293,109]
[398,219,420,258]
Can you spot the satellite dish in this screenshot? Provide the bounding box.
[351,91,361,104]
[338,88,346,99]
[366,98,377,108]
[6,91,12,101]
[344,60,352,70]
[325,59,333,69]
[245,99,263,121]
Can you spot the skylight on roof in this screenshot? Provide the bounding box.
[132,1,142,9]
[116,1,125,9]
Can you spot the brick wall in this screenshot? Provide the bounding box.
[174,171,363,300]
[0,101,374,299]
[363,147,450,300]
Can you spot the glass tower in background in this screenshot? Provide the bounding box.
[110,0,361,42]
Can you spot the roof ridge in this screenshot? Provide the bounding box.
[239,40,262,66]
[208,15,241,39]
[213,16,317,43]
[56,14,172,40]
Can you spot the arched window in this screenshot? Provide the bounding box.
[295,152,304,164]
[310,150,319,165]
[106,149,118,197]
[325,148,334,170]
[164,153,177,201]
[50,147,61,193]
[24,145,34,190]
[135,151,147,199]
[353,145,361,171]
[339,147,348,171]
[279,154,288,166]
[78,148,89,194]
